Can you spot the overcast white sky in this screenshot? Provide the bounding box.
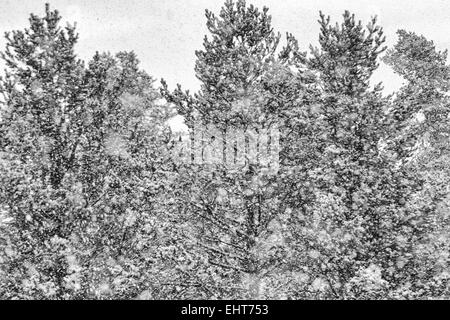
[1,0,450,96]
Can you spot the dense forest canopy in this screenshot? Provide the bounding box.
[0,1,449,299]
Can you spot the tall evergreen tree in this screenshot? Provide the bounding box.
[0,4,87,298]
[383,30,450,163]
[162,0,302,128]
[161,0,308,298]
[309,10,386,96]
[0,5,174,299]
[282,12,446,299]
[382,31,450,299]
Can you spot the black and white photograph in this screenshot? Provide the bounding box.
[0,0,450,305]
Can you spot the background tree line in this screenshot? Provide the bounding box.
[0,0,449,299]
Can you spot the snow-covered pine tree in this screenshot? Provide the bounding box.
[0,4,87,298]
[0,5,175,299]
[282,12,447,298]
[383,31,450,298]
[161,0,308,299]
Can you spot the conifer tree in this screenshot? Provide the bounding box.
[382,32,450,299]
[162,0,302,127]
[282,12,446,299]
[161,0,306,298]
[0,4,87,298]
[0,5,174,299]
[383,30,450,163]
[309,10,386,97]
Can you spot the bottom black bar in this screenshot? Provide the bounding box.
[0,300,447,319]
